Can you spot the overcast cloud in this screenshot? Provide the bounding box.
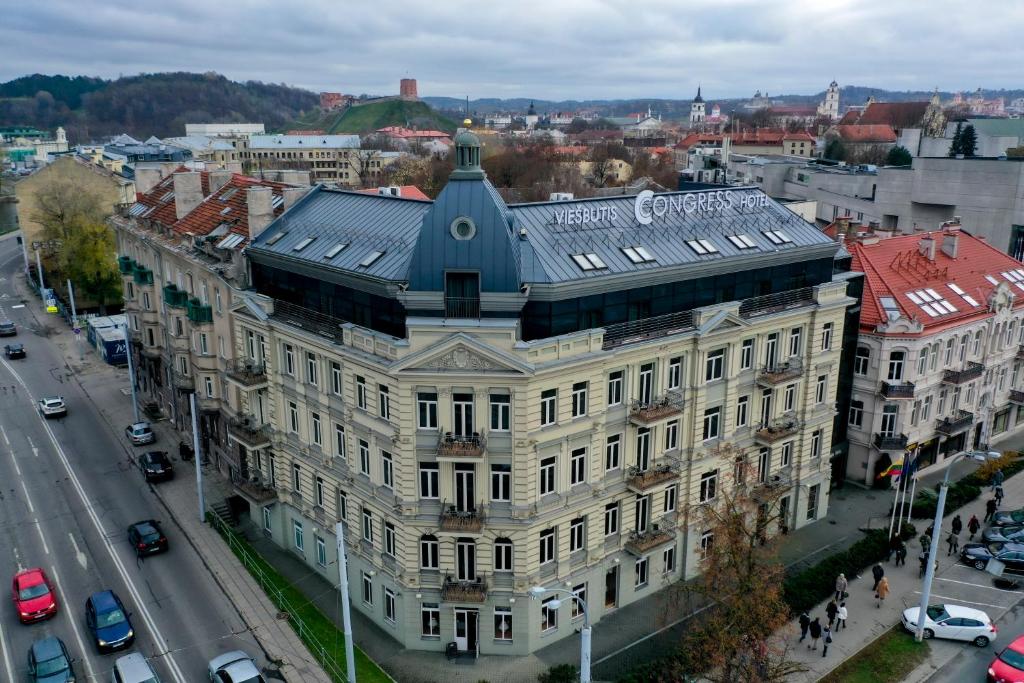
[2,0,1022,101]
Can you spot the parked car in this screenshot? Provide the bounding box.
[989,634,1024,683]
[138,451,173,483]
[984,525,1024,544]
[993,509,1024,527]
[5,343,25,359]
[27,636,75,682]
[37,396,67,419]
[208,650,266,683]
[113,652,162,683]
[902,604,997,646]
[127,520,168,556]
[125,422,155,446]
[0,320,17,336]
[85,590,134,653]
[12,567,58,623]
[962,542,1024,572]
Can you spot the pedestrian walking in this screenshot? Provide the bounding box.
[834,573,848,602]
[875,576,890,608]
[919,552,928,578]
[920,532,931,554]
[986,498,998,521]
[952,515,963,536]
[895,540,907,567]
[996,485,1005,506]
[927,523,935,538]
[871,563,885,590]
[798,611,810,642]
[808,617,822,650]
[822,625,833,657]
[993,468,1005,490]
[887,533,901,562]
[826,600,839,628]
[947,530,960,556]
[837,602,848,631]
[968,514,981,540]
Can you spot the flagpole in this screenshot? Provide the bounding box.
[887,455,904,540]
[905,449,919,525]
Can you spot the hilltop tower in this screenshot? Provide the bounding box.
[400,78,418,101]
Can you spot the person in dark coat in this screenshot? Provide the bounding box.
[871,563,885,591]
[798,611,811,642]
[808,617,822,650]
[826,600,839,628]
[952,515,963,536]
[822,625,833,657]
[986,498,999,521]
[993,469,1005,490]
[996,486,1005,506]
[947,530,960,556]
[895,540,907,567]
[968,514,981,540]
[888,533,901,562]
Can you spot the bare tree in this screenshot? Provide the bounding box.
[348,148,382,188]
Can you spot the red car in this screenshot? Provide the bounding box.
[990,634,1024,682]
[11,568,58,623]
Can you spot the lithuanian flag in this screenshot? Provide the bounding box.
[877,457,904,480]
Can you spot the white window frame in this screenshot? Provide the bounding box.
[634,557,649,588]
[293,520,304,551]
[605,434,622,471]
[570,447,586,486]
[571,382,588,418]
[607,370,623,406]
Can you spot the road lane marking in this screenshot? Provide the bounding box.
[11,304,23,309]
[0,424,8,445]
[936,576,1022,593]
[19,479,34,512]
[0,600,15,683]
[49,565,96,682]
[1,357,188,683]
[913,591,1007,609]
[69,532,87,569]
[34,519,49,554]
[11,453,20,476]
[28,435,38,457]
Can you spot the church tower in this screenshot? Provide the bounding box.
[817,80,840,121]
[689,87,706,127]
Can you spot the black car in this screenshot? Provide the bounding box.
[961,541,1024,572]
[84,590,134,653]
[992,509,1024,527]
[983,524,1024,544]
[5,343,25,359]
[127,520,168,556]
[138,451,173,483]
[0,320,16,337]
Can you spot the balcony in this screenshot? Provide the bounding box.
[227,417,272,449]
[1010,390,1024,405]
[162,283,189,308]
[172,374,193,392]
[874,433,909,451]
[936,409,974,436]
[439,503,484,533]
[943,361,985,385]
[1017,346,1024,361]
[226,360,268,389]
[754,418,799,445]
[444,296,480,319]
[756,361,802,387]
[230,469,278,504]
[118,256,135,275]
[624,527,675,556]
[629,391,684,425]
[436,432,485,461]
[132,264,154,286]
[626,463,677,493]
[271,299,345,344]
[880,381,915,399]
[186,298,213,324]
[441,575,487,603]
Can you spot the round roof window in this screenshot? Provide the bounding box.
[450,216,477,241]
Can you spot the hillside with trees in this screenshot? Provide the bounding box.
[284,98,457,135]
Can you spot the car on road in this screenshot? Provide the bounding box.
[113,652,162,683]
[989,634,1024,683]
[85,590,135,653]
[208,650,266,683]
[5,342,26,359]
[902,604,998,646]
[38,396,67,419]
[962,542,1024,572]
[984,525,1024,544]
[27,635,76,682]
[127,520,168,556]
[993,509,1024,527]
[138,450,173,483]
[0,320,17,336]
[125,422,155,446]
[12,567,58,623]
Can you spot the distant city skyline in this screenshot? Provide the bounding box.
[1,1,1022,101]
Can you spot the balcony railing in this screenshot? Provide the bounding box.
[186,298,213,324]
[271,299,345,344]
[756,361,802,386]
[444,296,480,319]
[118,256,135,274]
[230,469,277,503]
[629,391,684,425]
[172,374,194,391]
[754,418,799,444]
[738,287,816,319]
[943,361,985,385]
[936,409,975,436]
[626,463,678,493]
[132,264,154,285]
[441,575,487,603]
[436,432,485,459]
[880,381,915,399]
[1010,389,1024,405]
[874,433,909,451]
[624,527,675,556]
[439,503,484,533]
[162,283,189,308]
[227,417,272,449]
[226,360,268,388]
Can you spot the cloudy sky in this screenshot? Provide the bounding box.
[2,0,1022,101]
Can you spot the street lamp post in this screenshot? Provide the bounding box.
[914,449,1000,641]
[530,585,591,683]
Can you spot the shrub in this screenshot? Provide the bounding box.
[538,664,579,683]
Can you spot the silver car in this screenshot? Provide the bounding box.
[207,650,265,683]
[125,422,155,446]
[113,652,160,682]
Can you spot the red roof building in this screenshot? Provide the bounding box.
[172,174,294,246]
[833,124,898,144]
[131,168,210,227]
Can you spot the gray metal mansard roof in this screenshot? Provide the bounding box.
[247,180,839,293]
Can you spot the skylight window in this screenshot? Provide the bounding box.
[621,246,656,264]
[271,194,284,209]
[264,231,288,246]
[1002,271,1022,283]
[160,191,175,202]
[948,283,980,308]
[907,289,958,316]
[293,237,316,252]
[1016,269,1024,280]
[324,243,349,259]
[220,188,239,201]
[686,239,719,255]
[571,253,608,271]
[880,296,900,321]
[359,250,385,267]
[947,283,965,295]
[762,230,793,245]
[985,275,999,285]
[727,234,757,249]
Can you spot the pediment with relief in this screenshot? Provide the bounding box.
[696,309,749,335]
[399,339,529,375]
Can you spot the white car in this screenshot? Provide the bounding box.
[207,650,265,683]
[901,604,997,646]
[113,652,161,682]
[38,396,67,418]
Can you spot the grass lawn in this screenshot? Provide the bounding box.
[209,514,392,683]
[820,626,930,683]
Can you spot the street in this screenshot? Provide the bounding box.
[928,596,1024,683]
[0,233,262,682]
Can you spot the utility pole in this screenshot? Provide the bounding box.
[335,521,357,683]
[122,324,140,423]
[67,278,82,360]
[34,248,44,297]
[190,393,205,523]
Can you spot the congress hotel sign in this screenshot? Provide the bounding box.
[552,189,769,226]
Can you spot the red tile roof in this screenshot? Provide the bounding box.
[355,186,430,201]
[839,101,930,129]
[132,167,210,227]
[848,229,1024,335]
[835,124,897,143]
[172,174,294,244]
[783,132,816,142]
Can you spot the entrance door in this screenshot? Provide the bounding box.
[454,465,476,512]
[604,565,618,608]
[454,609,479,651]
[974,422,984,450]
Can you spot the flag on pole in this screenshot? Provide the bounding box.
[877,456,904,480]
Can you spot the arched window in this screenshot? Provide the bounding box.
[494,537,513,572]
[887,350,905,381]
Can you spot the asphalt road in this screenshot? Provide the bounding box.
[0,234,261,682]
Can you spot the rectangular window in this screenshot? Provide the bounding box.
[539,528,555,565]
[204,376,214,398]
[453,393,474,436]
[760,388,773,425]
[263,506,272,532]
[635,428,651,470]
[665,421,679,451]
[361,508,373,543]
[699,470,718,503]
[569,517,585,553]
[938,389,947,415]
[700,531,714,560]
[604,501,620,536]
[854,346,869,375]
[199,332,209,355]
[781,441,793,468]
[359,440,370,476]
[607,370,623,406]
[316,536,327,567]
[570,447,586,486]
[490,394,510,431]
[311,412,322,446]
[420,536,439,569]
[807,484,820,520]
[331,362,342,395]
[421,604,440,637]
[783,384,796,412]
[283,344,295,376]
[740,338,754,370]
[382,451,394,489]
[702,407,721,441]
[635,557,649,588]
[419,463,439,499]
[757,447,770,483]
[911,399,922,425]
[815,375,827,404]
[335,424,347,458]
[789,327,802,357]
[571,584,586,620]
[288,401,299,433]
[315,476,325,507]
[356,376,367,409]
[639,363,654,404]
[811,429,823,459]
[663,546,676,573]
[888,351,905,381]
[821,322,833,351]
[922,395,933,421]
[494,539,513,572]
[494,606,513,641]
[293,520,304,551]
[635,494,650,532]
[605,434,622,471]
[705,349,724,382]
[378,385,391,420]
[491,464,511,502]
[736,395,749,427]
[849,399,864,427]
[541,597,558,631]
[337,489,347,522]
[306,352,319,386]
[668,357,682,390]
[540,456,556,495]
[384,522,396,557]
[361,571,373,605]
[945,339,955,365]
[417,392,438,429]
[540,389,557,426]
[572,382,588,417]
[664,484,677,513]
[292,463,301,492]
[384,588,396,624]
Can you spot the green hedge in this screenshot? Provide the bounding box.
[910,454,1024,519]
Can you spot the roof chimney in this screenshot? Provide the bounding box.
[246,186,274,241]
[134,167,164,195]
[282,187,308,211]
[941,231,960,259]
[173,172,204,220]
[919,234,937,261]
[209,170,233,194]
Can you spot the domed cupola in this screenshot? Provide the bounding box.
[451,120,484,180]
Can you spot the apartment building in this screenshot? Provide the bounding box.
[224,130,852,657]
[238,134,368,186]
[844,224,1024,485]
[111,167,307,479]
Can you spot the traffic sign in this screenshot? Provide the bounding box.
[46,305,58,314]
